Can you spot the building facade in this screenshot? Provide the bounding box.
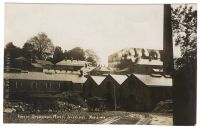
[83,74,127,110]
[55,59,90,72]
[108,48,163,74]
[4,72,87,100]
[83,73,172,111]
[121,74,172,111]
[83,76,106,99]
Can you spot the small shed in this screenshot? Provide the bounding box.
[98,74,128,109]
[121,74,172,111]
[83,75,106,99]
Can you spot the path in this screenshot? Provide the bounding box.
[96,112,172,125]
[96,116,121,124]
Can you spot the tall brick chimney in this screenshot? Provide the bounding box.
[163,4,174,74]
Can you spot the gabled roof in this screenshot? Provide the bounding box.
[90,76,106,85]
[35,60,53,65]
[56,59,88,66]
[132,74,172,87]
[4,72,87,83]
[110,74,128,85]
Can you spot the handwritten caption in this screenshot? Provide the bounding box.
[17,114,105,120]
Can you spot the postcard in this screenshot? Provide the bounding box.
[3,3,197,125]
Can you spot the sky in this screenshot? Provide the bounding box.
[5,4,174,65]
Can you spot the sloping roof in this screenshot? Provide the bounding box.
[90,76,106,85]
[4,72,87,83]
[56,59,87,66]
[133,74,172,87]
[35,60,53,65]
[110,74,128,85]
[81,66,96,73]
[94,66,111,72]
[15,56,28,61]
[133,59,163,66]
[114,67,130,73]
[31,63,43,68]
[152,68,163,73]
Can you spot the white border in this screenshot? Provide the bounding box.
[0,1,199,129]
[1,0,199,4]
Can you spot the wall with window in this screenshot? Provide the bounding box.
[4,79,73,100]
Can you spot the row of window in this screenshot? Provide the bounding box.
[14,81,68,89]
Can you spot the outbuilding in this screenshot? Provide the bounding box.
[121,74,172,111]
[98,74,127,109]
[82,75,106,99]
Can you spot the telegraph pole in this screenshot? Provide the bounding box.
[114,84,116,111]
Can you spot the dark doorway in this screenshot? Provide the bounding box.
[126,95,136,110]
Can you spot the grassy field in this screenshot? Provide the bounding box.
[3,110,172,125]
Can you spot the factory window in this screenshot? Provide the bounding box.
[15,81,18,88]
[46,82,52,88]
[58,82,61,89]
[31,82,37,89]
[20,82,23,88]
[15,81,23,89]
[38,81,42,88]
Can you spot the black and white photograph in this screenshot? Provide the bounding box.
[2,2,197,126]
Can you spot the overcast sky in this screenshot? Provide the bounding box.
[5,4,170,65]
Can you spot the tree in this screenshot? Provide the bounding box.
[66,47,85,60]
[171,5,197,125]
[53,46,65,64]
[171,5,197,70]
[64,50,68,58]
[4,42,22,68]
[85,49,99,66]
[5,42,17,49]
[25,32,54,60]
[22,42,36,62]
[4,42,22,59]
